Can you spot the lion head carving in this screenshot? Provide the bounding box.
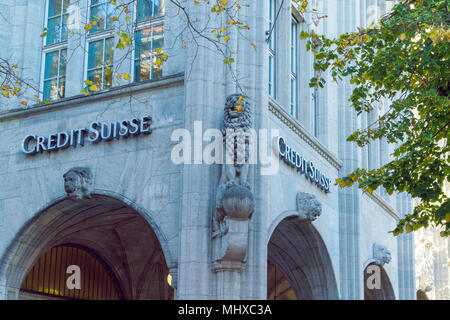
[373,243,391,266]
[223,94,252,132]
[297,192,322,222]
[63,167,93,200]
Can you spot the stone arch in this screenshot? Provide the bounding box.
[0,192,175,300]
[267,215,339,300]
[363,262,395,300]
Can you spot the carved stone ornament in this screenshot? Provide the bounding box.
[373,243,392,266]
[297,192,322,222]
[213,94,255,271]
[63,167,94,200]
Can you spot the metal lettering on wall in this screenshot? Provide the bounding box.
[22,116,152,155]
[276,136,331,193]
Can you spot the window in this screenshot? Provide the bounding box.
[290,18,298,118]
[43,49,67,101]
[42,0,69,101]
[90,0,115,32]
[46,0,70,45]
[134,25,164,82]
[87,38,114,90]
[137,0,165,22]
[268,0,276,98]
[134,0,165,83]
[311,53,319,137]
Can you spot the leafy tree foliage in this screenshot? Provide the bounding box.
[301,0,450,237]
[1,0,447,237]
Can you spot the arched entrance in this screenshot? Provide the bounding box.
[267,217,338,300]
[363,263,395,300]
[0,194,174,300]
[20,244,124,300]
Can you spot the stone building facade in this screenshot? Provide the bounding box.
[0,0,416,300]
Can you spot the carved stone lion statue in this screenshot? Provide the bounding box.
[373,243,391,266]
[63,167,94,200]
[297,192,322,222]
[213,94,254,238]
[221,93,252,189]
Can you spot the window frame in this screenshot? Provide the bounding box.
[290,16,299,119]
[45,0,70,46]
[268,0,276,99]
[40,0,70,102]
[89,0,115,33]
[311,48,319,137]
[84,0,118,91]
[131,0,165,83]
[85,35,115,91]
[42,48,68,101]
[136,0,165,23]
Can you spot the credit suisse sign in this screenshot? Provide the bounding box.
[22,116,152,155]
[276,136,331,193]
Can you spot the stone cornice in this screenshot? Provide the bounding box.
[0,73,185,121]
[268,98,343,170]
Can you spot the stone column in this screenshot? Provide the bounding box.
[396,192,416,300]
[337,0,362,299]
[176,0,225,299]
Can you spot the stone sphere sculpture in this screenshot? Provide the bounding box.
[221,184,255,220]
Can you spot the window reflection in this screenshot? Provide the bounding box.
[46,0,69,45]
[43,49,67,101]
[134,25,164,82]
[137,0,165,22]
[90,0,115,32]
[87,38,114,90]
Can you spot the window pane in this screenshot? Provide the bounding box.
[290,78,296,116]
[269,0,275,50]
[291,79,294,105]
[90,4,106,32]
[134,61,143,82]
[269,55,273,96]
[134,60,149,82]
[59,49,67,76]
[48,0,62,17]
[59,76,66,98]
[46,17,61,45]
[43,79,59,101]
[88,40,104,69]
[44,51,60,79]
[106,2,115,29]
[104,69,112,88]
[61,13,69,42]
[105,38,114,66]
[152,56,162,79]
[63,0,70,11]
[135,29,152,60]
[137,0,153,22]
[291,21,297,75]
[87,69,103,89]
[154,0,165,16]
[152,25,164,51]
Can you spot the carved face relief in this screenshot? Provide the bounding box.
[64,171,81,195]
[373,243,392,266]
[296,192,322,222]
[63,167,93,200]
